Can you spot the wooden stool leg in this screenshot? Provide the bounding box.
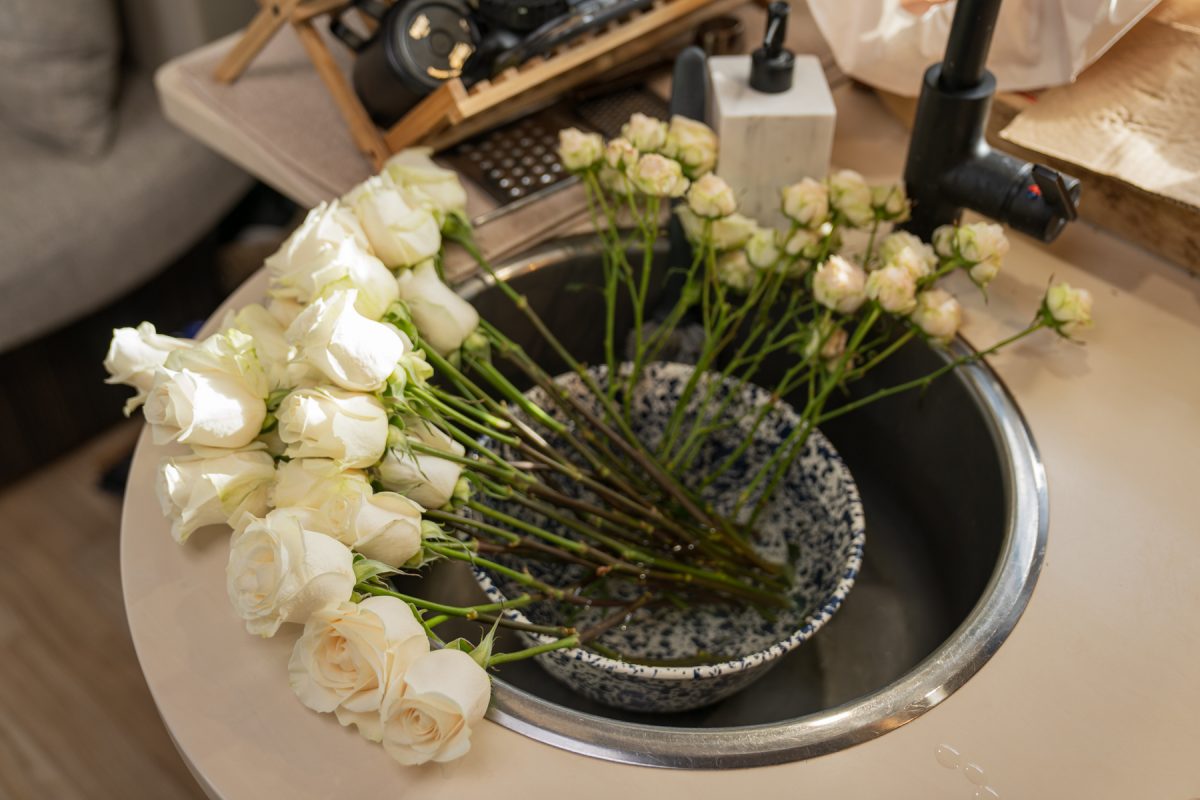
[214,0,304,83]
[292,21,392,169]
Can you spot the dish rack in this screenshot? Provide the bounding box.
[214,0,743,168]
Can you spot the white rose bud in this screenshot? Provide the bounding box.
[621,112,668,153]
[711,213,758,250]
[289,597,429,735]
[350,491,426,567]
[866,264,918,315]
[143,368,266,449]
[1044,282,1093,336]
[715,251,755,292]
[745,227,783,270]
[377,417,465,509]
[278,387,389,469]
[827,169,875,228]
[911,288,963,344]
[663,115,718,178]
[226,508,356,637]
[395,260,480,356]
[603,137,638,171]
[557,128,604,172]
[343,174,442,270]
[877,231,936,279]
[630,153,689,198]
[104,323,193,415]
[805,319,848,363]
[287,290,407,392]
[954,222,1009,264]
[969,259,1001,287]
[686,173,737,218]
[156,448,275,542]
[597,165,632,196]
[378,648,491,765]
[384,148,468,222]
[813,255,868,314]
[870,183,909,220]
[784,228,822,259]
[932,225,956,258]
[781,177,830,228]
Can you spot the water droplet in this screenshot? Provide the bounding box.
[963,763,986,786]
[972,788,999,799]
[934,744,961,770]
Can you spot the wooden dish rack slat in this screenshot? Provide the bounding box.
[215,0,743,168]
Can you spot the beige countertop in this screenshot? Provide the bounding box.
[124,82,1200,798]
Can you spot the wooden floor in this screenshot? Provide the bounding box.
[0,422,206,800]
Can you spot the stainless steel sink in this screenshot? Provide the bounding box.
[393,234,1047,769]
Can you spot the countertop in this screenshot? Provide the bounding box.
[122,84,1200,798]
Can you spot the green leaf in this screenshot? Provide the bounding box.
[471,618,501,668]
[353,556,402,584]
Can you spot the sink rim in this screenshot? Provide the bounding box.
[455,235,1049,770]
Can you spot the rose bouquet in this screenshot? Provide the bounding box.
[105,119,1093,766]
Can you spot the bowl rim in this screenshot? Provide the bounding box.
[471,362,867,680]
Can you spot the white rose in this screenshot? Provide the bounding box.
[813,255,868,314]
[395,260,480,356]
[557,128,604,172]
[384,148,469,222]
[274,460,425,565]
[745,227,783,270]
[278,387,388,468]
[878,231,937,279]
[827,169,874,228]
[871,183,909,220]
[603,137,638,171]
[156,448,275,542]
[273,459,372,543]
[289,597,429,734]
[378,648,491,766]
[676,207,756,250]
[630,153,689,198]
[1044,282,1093,335]
[226,508,356,637]
[686,173,736,218]
[866,264,918,315]
[267,297,305,329]
[377,417,465,509]
[781,178,830,228]
[716,251,755,292]
[104,322,193,415]
[267,202,399,319]
[166,327,269,400]
[621,112,668,153]
[143,368,266,449]
[969,259,1001,287]
[222,303,312,391]
[287,290,407,392]
[663,115,718,178]
[351,491,425,567]
[932,224,956,258]
[912,288,963,344]
[954,222,1009,264]
[344,174,442,269]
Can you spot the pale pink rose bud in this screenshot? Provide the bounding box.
[877,231,936,277]
[1043,282,1093,336]
[912,288,963,344]
[630,153,690,198]
[686,174,737,218]
[866,264,918,314]
[604,137,638,170]
[557,128,604,172]
[621,112,668,152]
[813,255,868,314]
[663,115,718,178]
[827,169,874,228]
[781,177,830,228]
[716,251,755,291]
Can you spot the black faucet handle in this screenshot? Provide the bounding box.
[1032,164,1080,222]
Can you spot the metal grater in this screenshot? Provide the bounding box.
[442,88,668,206]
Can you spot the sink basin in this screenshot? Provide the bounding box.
[391,234,1047,769]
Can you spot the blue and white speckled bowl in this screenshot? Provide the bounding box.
[473,362,865,713]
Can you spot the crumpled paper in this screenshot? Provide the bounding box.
[807,0,1161,96]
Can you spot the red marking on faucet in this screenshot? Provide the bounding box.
[1026,183,1042,198]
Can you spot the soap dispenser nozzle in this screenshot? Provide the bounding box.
[751,2,794,93]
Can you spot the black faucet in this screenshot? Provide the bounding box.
[902,0,1080,242]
